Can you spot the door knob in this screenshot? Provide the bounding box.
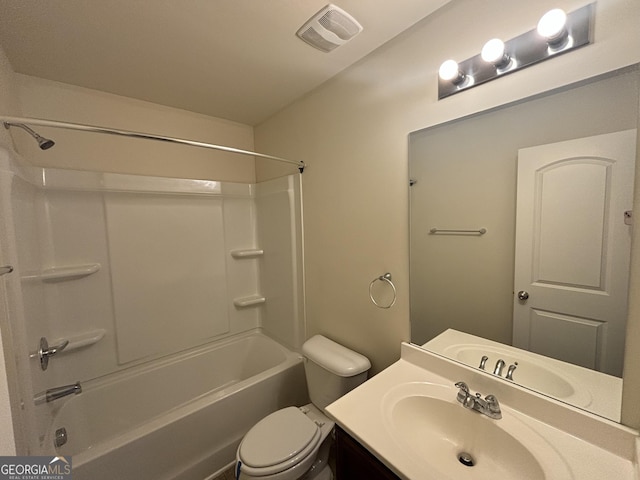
[517,290,529,301]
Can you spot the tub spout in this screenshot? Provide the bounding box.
[34,382,82,405]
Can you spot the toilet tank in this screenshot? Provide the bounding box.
[302,335,371,411]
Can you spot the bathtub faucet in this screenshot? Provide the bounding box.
[34,382,82,405]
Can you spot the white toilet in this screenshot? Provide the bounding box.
[234,335,371,480]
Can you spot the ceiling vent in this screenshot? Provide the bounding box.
[296,4,363,53]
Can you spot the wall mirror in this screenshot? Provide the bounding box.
[409,66,639,423]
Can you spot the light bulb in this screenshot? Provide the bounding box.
[537,8,568,43]
[438,59,464,83]
[481,38,510,67]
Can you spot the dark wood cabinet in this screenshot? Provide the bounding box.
[335,426,401,480]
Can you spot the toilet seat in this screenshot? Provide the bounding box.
[238,407,322,477]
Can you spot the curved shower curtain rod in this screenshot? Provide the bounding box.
[0,115,306,173]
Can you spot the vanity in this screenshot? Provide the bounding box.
[335,426,400,480]
[326,341,638,480]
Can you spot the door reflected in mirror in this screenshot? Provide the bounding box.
[409,67,639,422]
[512,131,635,377]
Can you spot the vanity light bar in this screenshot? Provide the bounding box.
[437,4,594,100]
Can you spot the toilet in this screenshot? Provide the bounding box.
[234,335,371,480]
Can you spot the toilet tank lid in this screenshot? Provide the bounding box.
[302,335,371,377]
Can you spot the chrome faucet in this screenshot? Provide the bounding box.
[478,355,489,370]
[454,381,502,419]
[493,359,506,376]
[506,363,517,381]
[34,382,82,405]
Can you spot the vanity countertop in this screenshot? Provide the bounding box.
[326,342,638,480]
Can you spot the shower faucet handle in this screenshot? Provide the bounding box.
[37,337,70,371]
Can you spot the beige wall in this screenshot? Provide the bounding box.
[12,75,256,183]
[255,0,640,402]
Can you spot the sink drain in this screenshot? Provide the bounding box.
[458,452,475,467]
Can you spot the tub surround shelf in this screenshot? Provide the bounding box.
[233,295,266,308]
[22,263,101,282]
[40,330,106,360]
[230,249,264,259]
[61,329,107,353]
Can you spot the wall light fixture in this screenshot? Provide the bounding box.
[438,3,593,100]
[481,39,512,69]
[537,8,570,48]
[438,59,466,85]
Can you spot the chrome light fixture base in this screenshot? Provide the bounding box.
[438,3,594,100]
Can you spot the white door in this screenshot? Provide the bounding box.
[513,130,636,377]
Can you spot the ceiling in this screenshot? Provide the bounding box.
[0,0,450,126]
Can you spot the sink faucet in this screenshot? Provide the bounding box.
[493,359,506,376]
[454,381,502,419]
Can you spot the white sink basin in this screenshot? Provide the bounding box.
[382,382,572,480]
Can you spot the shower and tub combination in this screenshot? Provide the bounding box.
[0,119,308,479]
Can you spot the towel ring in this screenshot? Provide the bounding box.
[369,272,397,309]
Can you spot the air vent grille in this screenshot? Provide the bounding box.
[318,9,361,40]
[300,27,340,52]
[296,4,363,52]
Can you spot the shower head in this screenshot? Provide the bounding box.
[36,134,55,150]
[3,122,55,150]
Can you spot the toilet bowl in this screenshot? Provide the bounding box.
[234,335,370,480]
[236,405,333,480]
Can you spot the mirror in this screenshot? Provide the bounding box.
[409,66,640,422]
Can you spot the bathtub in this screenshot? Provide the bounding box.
[48,330,308,480]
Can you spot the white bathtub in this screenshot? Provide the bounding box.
[49,331,308,480]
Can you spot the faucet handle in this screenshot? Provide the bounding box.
[454,381,470,403]
[454,381,469,392]
[37,337,70,371]
[485,394,502,419]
